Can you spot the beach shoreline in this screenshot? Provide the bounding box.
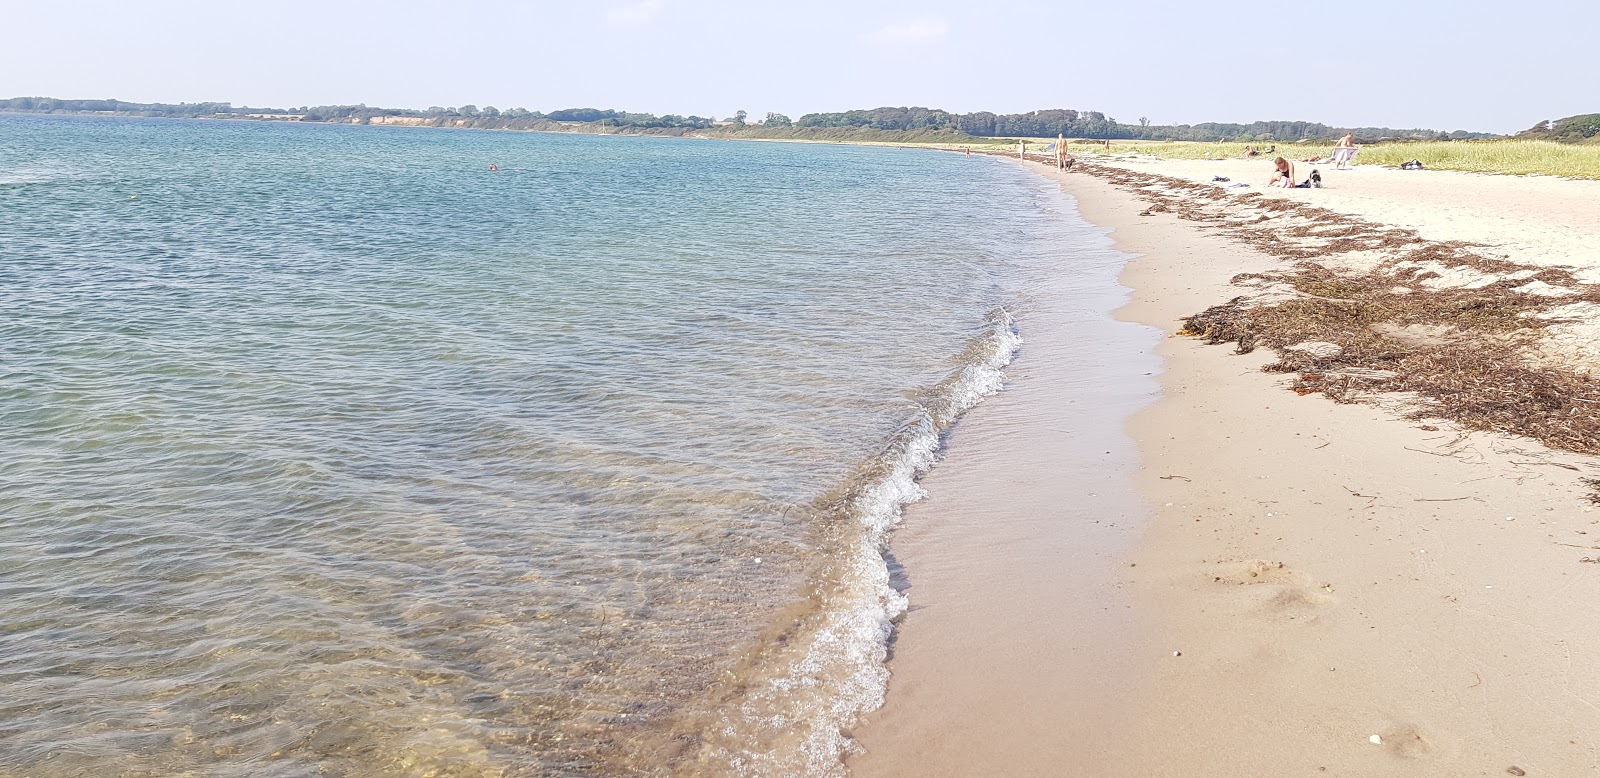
[843,161,1162,775]
[849,155,1600,776]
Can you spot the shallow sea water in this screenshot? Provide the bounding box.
[1,116,1104,776]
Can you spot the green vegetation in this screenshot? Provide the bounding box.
[1516,113,1600,144]
[1344,140,1600,178]
[0,97,263,117]
[791,106,1489,142]
[0,97,716,131]
[3,97,1489,143]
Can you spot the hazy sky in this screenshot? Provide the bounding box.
[4,0,1593,133]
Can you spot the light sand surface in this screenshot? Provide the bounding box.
[849,157,1600,776]
[1094,155,1600,275]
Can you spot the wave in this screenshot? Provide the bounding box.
[681,306,1023,776]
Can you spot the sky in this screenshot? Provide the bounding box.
[3,0,1594,134]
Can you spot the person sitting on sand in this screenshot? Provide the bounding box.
[1269,157,1296,188]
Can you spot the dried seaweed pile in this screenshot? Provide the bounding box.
[1079,163,1600,456]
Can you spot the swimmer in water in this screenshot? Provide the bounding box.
[489,164,498,172]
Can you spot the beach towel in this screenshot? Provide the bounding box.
[1332,147,1360,169]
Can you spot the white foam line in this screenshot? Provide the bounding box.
[713,308,1022,777]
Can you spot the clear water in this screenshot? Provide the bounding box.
[0,116,1092,776]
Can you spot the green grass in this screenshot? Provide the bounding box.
[1343,139,1600,178]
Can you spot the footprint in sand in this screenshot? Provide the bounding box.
[1211,559,1337,623]
[1377,723,1432,759]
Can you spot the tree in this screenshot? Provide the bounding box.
[482,106,500,118]
[1139,116,1150,127]
[763,112,792,127]
[459,104,480,117]
[733,109,748,127]
[547,108,621,122]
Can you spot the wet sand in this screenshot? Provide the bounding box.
[846,178,1161,775]
[850,158,1600,776]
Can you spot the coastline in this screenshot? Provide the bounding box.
[845,164,1161,774]
[850,156,1600,775]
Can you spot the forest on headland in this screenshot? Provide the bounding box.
[8,96,1584,144]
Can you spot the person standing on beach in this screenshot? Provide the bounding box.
[1018,139,1026,160]
[1332,133,1357,169]
[1056,133,1066,169]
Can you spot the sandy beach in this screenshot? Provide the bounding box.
[850,154,1600,776]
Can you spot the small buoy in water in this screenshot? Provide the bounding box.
[130,195,137,199]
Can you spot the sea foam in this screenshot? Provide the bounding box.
[703,307,1023,777]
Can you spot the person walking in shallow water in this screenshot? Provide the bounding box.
[1018,139,1026,160]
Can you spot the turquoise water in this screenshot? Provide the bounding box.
[1,116,1085,776]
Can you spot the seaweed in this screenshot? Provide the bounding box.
[1082,162,1600,456]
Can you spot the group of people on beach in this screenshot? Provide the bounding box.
[1011,135,1077,171]
[987,130,1357,188]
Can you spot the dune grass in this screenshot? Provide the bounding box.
[1052,138,1600,179]
[1343,140,1600,178]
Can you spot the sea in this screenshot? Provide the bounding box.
[1,115,1123,776]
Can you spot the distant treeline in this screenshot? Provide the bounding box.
[0,97,716,130]
[793,106,1496,142]
[1517,113,1600,144]
[1,97,1498,142]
